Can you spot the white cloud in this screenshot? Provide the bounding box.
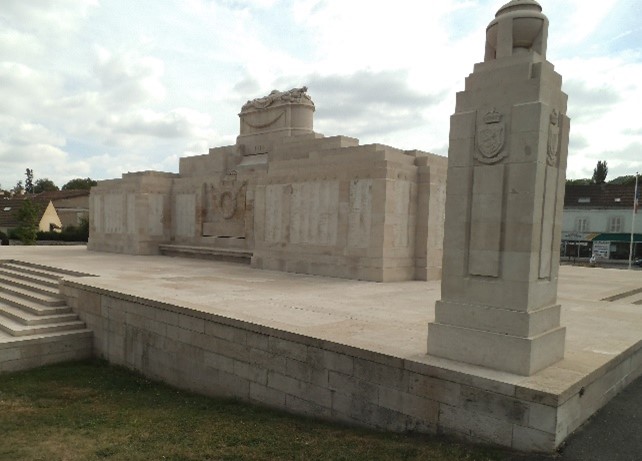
[0,0,98,36]
[104,108,212,140]
[93,47,167,106]
[4,121,66,148]
[0,29,42,60]
[0,0,640,189]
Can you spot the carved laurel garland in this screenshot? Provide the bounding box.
[242,110,285,129]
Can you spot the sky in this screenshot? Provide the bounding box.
[1,0,641,190]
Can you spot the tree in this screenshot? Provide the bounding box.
[33,178,60,193]
[25,168,34,194]
[12,180,24,196]
[592,161,608,185]
[62,177,97,190]
[16,199,41,245]
[566,178,591,186]
[608,175,637,186]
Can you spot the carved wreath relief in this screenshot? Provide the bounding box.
[475,108,506,164]
[547,109,560,167]
[203,176,247,222]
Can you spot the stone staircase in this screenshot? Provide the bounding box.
[0,260,93,372]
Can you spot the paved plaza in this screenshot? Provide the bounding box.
[2,245,641,394]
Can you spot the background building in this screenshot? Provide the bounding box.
[562,184,641,261]
[0,198,62,234]
[35,190,90,229]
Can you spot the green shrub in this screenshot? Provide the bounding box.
[16,199,41,245]
[36,218,89,242]
[0,230,9,245]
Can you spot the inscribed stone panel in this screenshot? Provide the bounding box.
[126,194,136,235]
[469,165,504,277]
[348,179,372,249]
[265,185,285,244]
[393,180,411,248]
[290,181,339,246]
[175,194,196,237]
[92,195,103,233]
[147,194,165,236]
[104,194,124,234]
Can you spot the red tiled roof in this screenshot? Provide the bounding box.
[564,184,637,209]
[35,190,90,200]
[0,198,48,229]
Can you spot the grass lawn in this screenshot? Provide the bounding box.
[0,360,536,461]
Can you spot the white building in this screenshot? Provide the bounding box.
[562,184,641,261]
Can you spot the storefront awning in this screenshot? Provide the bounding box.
[592,233,642,243]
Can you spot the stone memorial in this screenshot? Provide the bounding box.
[88,87,447,282]
[427,0,569,375]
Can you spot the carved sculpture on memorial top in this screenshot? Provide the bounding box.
[241,86,314,113]
[237,86,316,158]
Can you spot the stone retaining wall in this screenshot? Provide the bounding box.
[61,279,642,452]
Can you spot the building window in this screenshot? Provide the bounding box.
[608,216,623,233]
[575,217,590,232]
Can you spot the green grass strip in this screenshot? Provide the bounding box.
[0,359,533,461]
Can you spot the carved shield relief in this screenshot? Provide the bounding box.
[547,110,560,167]
[475,109,507,164]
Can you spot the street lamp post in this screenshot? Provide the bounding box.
[628,172,639,270]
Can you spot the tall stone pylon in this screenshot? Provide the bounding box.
[427,0,569,376]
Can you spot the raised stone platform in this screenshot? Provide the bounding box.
[1,246,641,452]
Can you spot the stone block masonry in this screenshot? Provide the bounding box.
[59,277,642,452]
[0,331,92,373]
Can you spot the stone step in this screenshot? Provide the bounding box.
[0,313,85,337]
[159,244,253,264]
[0,262,62,280]
[602,287,642,304]
[0,302,78,326]
[0,267,59,288]
[0,274,61,298]
[0,285,66,308]
[1,260,92,279]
